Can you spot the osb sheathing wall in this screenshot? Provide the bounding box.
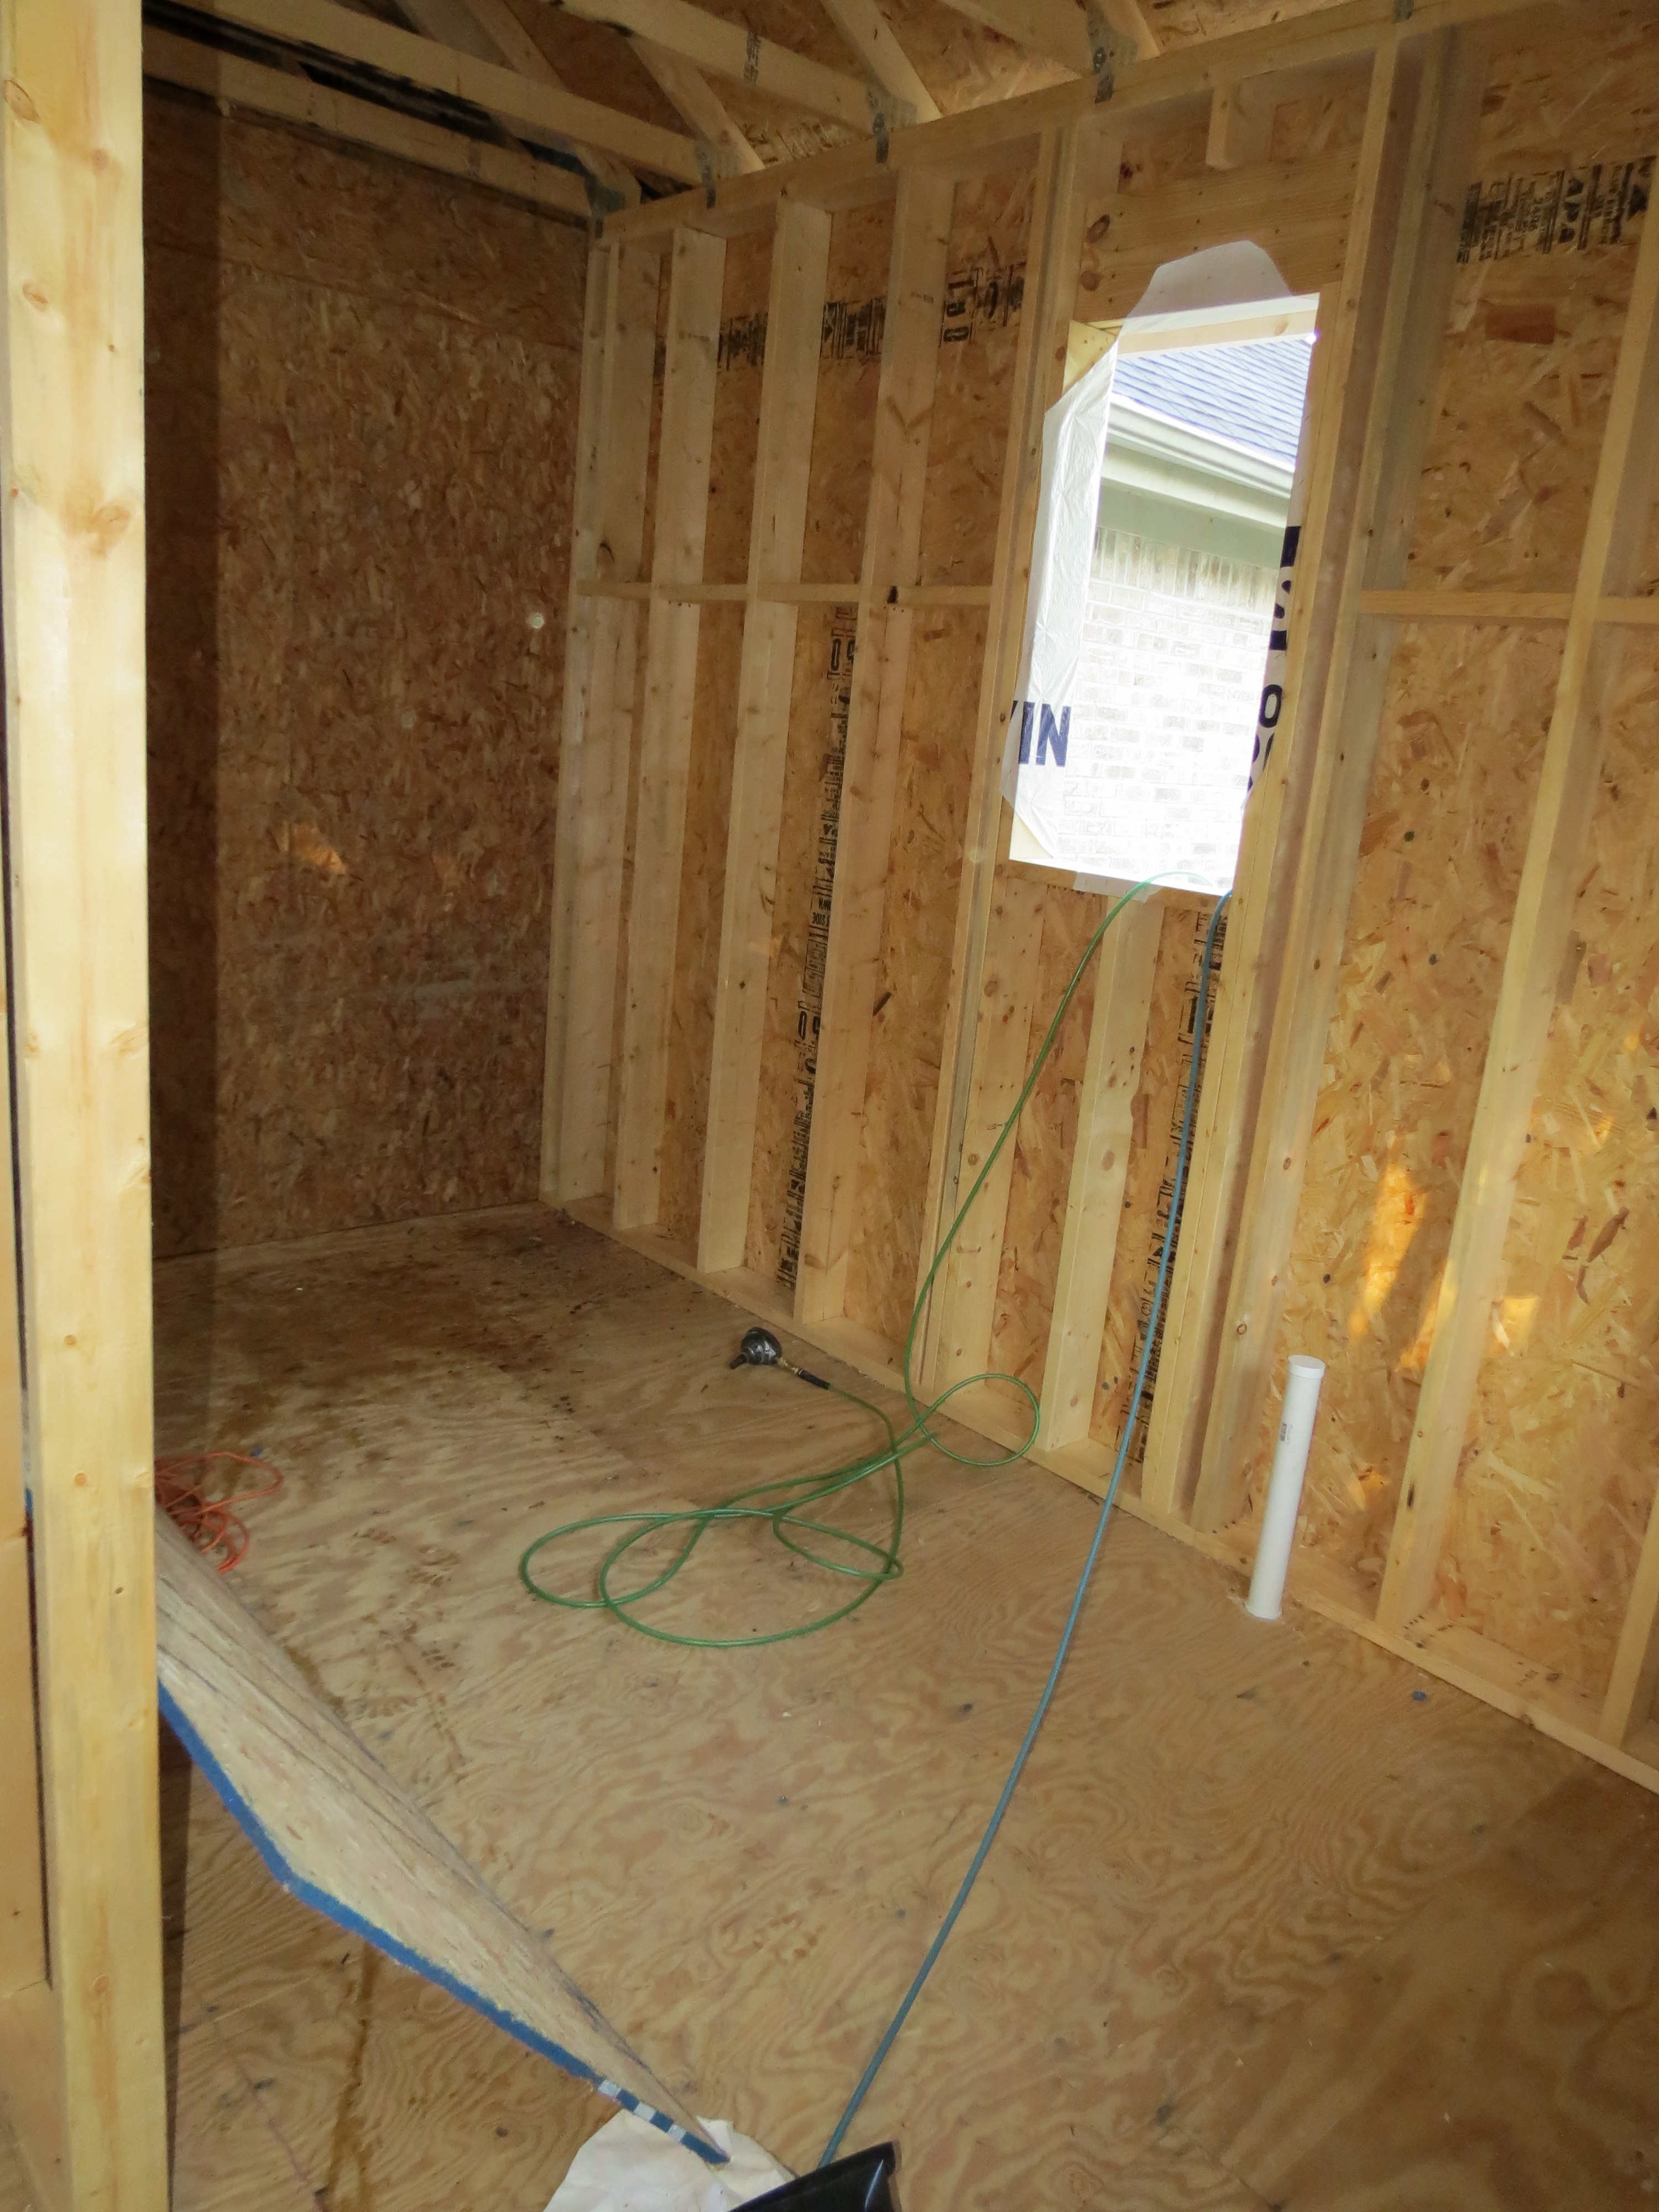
[145,91,587,1255]
[962,67,1368,1456]
[1245,12,1659,1698]
[552,2,1659,1784]
[675,79,1368,1390]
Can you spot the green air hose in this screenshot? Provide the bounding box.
[519,876,1196,1648]
[820,890,1227,2163]
[521,884,1229,2167]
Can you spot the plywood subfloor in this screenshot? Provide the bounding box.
[147,1206,1659,2211]
[0,2130,25,2212]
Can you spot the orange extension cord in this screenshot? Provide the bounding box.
[154,1451,284,1572]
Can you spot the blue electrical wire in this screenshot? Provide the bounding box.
[819,891,1230,2168]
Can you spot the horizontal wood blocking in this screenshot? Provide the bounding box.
[573,579,993,605]
[1358,590,1659,624]
[1206,57,1367,169]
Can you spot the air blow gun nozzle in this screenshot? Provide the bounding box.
[728,1326,830,1390]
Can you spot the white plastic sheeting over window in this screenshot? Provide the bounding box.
[1003,245,1317,897]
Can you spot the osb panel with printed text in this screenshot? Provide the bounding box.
[1403,11,1658,596]
[916,169,1033,589]
[800,202,893,587]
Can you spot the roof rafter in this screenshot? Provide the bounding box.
[413,0,641,204]
[469,0,758,180]
[931,0,1091,76]
[192,0,705,179]
[1100,0,1157,57]
[932,0,1156,77]
[546,0,877,132]
[630,34,764,173]
[818,0,939,124]
[143,23,593,214]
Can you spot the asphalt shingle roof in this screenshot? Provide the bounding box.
[1112,336,1314,467]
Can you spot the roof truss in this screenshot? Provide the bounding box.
[144,0,1175,220]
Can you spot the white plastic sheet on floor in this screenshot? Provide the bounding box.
[545,2112,792,2212]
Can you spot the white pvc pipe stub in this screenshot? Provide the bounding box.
[1245,1354,1326,1622]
